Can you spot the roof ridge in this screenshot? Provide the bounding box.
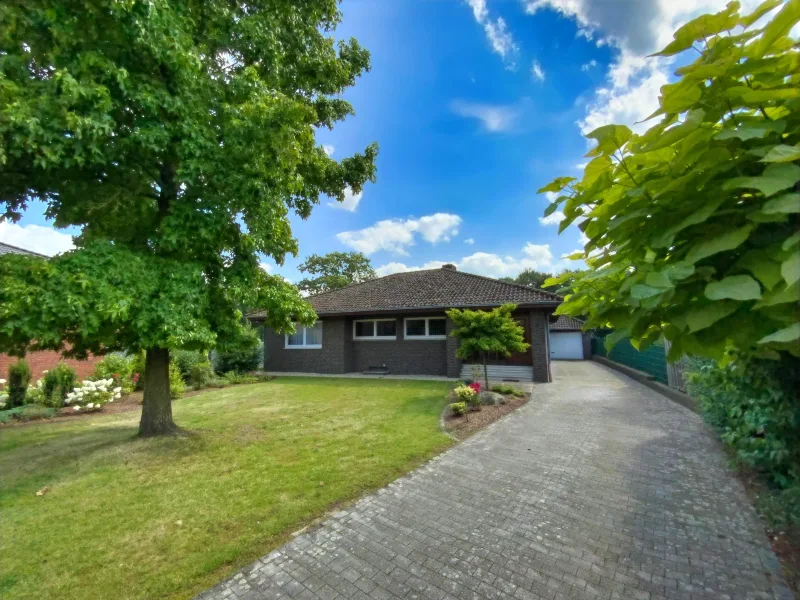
[439,268,563,301]
[0,241,49,258]
[305,270,410,299]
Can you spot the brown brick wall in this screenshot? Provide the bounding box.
[0,351,101,381]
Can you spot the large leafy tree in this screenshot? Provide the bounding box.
[297,251,376,294]
[542,0,800,362]
[500,268,553,289]
[0,0,377,435]
[446,304,529,390]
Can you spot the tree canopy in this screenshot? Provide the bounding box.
[446,304,529,390]
[0,0,378,434]
[297,251,376,294]
[542,0,800,362]
[500,269,553,289]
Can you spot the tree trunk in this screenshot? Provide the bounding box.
[138,347,177,436]
[482,352,489,392]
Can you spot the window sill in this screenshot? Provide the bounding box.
[404,336,447,341]
[353,337,397,341]
[284,345,322,350]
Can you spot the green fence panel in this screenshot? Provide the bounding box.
[593,335,668,384]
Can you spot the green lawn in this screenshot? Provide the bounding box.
[0,377,453,600]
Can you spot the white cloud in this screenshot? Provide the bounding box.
[543,191,559,202]
[531,60,545,82]
[464,238,475,245]
[524,0,773,135]
[465,0,519,65]
[579,231,590,245]
[375,243,555,279]
[539,211,565,226]
[0,222,74,256]
[580,59,597,72]
[337,213,462,256]
[259,262,273,273]
[322,144,335,156]
[451,100,519,133]
[328,188,363,212]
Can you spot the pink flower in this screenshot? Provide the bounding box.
[469,382,481,394]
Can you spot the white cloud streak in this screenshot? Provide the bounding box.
[539,211,565,226]
[465,0,519,65]
[328,188,363,212]
[450,100,520,133]
[337,213,462,256]
[0,222,74,256]
[531,60,545,81]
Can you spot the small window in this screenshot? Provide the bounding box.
[404,317,447,339]
[353,319,397,340]
[285,321,323,349]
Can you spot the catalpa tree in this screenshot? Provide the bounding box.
[0,0,377,435]
[542,0,800,361]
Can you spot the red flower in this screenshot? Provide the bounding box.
[469,382,481,394]
[113,373,119,378]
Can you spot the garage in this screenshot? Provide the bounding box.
[549,315,586,360]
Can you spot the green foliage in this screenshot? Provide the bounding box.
[541,2,800,361]
[169,363,185,400]
[449,402,467,417]
[130,351,145,391]
[446,304,530,389]
[172,349,208,382]
[0,404,58,424]
[188,361,215,390]
[686,354,800,490]
[297,252,377,294]
[42,363,77,408]
[0,0,378,433]
[220,372,260,385]
[212,327,264,374]
[499,269,553,289]
[491,384,525,397]
[452,384,477,403]
[7,359,31,408]
[92,354,135,393]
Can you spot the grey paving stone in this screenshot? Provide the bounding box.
[194,362,787,600]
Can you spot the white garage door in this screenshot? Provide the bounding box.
[550,332,584,360]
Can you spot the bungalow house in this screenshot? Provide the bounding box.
[250,264,564,383]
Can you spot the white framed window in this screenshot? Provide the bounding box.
[353,319,397,340]
[404,317,447,340]
[285,321,323,349]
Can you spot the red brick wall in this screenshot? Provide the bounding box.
[0,351,102,381]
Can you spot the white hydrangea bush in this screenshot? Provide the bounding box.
[65,379,122,412]
[0,378,7,409]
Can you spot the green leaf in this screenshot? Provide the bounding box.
[704,275,762,301]
[685,226,753,264]
[543,202,560,217]
[585,125,632,156]
[686,301,739,333]
[761,144,800,163]
[758,323,800,345]
[651,4,739,57]
[740,0,784,27]
[724,163,800,197]
[537,177,576,194]
[754,282,800,308]
[752,0,800,55]
[645,271,673,289]
[763,193,800,214]
[630,284,667,299]
[725,86,800,103]
[582,156,613,187]
[715,120,786,140]
[781,252,800,286]
[783,231,800,251]
[666,262,695,281]
[736,250,783,290]
[659,80,702,114]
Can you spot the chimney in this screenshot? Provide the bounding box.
[441,264,457,271]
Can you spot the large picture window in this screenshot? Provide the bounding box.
[353,319,397,340]
[404,317,447,340]
[285,321,323,349]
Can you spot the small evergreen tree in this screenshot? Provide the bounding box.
[446,304,530,390]
[7,359,32,408]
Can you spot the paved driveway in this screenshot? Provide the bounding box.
[196,361,789,600]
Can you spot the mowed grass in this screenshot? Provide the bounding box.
[0,378,453,600]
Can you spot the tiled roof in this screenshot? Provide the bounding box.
[549,315,585,331]
[252,267,562,318]
[0,241,48,258]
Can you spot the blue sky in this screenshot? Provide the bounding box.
[2,0,776,280]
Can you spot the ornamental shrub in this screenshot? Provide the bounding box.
[65,378,122,412]
[453,384,477,403]
[172,349,209,382]
[42,363,77,407]
[449,402,467,417]
[686,354,800,492]
[212,328,264,374]
[491,384,526,397]
[92,353,135,393]
[7,359,31,408]
[0,377,7,409]
[169,363,185,399]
